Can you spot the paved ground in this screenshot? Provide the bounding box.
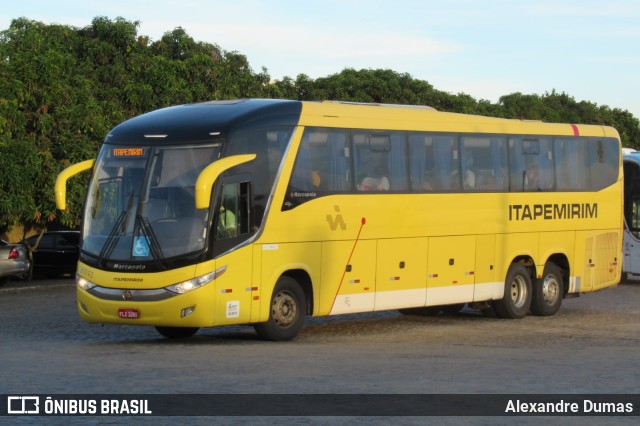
[1,278,638,425]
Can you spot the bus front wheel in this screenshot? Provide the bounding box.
[530,263,564,316]
[493,264,532,319]
[254,276,306,341]
[155,326,199,339]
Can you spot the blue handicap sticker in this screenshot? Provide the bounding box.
[132,236,150,257]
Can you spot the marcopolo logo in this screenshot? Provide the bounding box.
[7,396,40,414]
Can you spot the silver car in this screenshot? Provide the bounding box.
[0,240,30,286]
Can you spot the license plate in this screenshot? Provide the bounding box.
[118,308,141,319]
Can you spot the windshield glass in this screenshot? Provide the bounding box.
[83,143,222,263]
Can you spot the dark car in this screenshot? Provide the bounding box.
[0,240,30,285]
[24,231,80,278]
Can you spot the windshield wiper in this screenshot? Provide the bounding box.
[137,215,167,270]
[97,191,134,267]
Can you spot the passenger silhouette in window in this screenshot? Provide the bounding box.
[463,157,476,189]
[359,176,390,191]
[525,162,540,190]
[358,162,390,191]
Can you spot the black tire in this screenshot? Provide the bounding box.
[493,264,532,319]
[0,276,8,287]
[254,276,306,341]
[530,263,564,316]
[155,326,199,339]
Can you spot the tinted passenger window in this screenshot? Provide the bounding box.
[353,131,408,191]
[460,136,508,191]
[589,139,619,190]
[409,133,459,191]
[509,137,554,191]
[554,138,590,190]
[290,128,351,192]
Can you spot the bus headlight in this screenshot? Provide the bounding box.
[76,275,96,291]
[165,271,217,294]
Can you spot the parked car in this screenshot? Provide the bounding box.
[0,239,30,286]
[24,231,80,278]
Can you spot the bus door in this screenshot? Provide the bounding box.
[623,159,640,276]
[426,236,476,306]
[211,177,254,325]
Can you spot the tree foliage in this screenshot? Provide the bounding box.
[0,17,638,235]
[0,17,270,234]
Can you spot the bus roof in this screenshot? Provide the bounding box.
[105,99,302,145]
[103,98,620,145]
[301,101,619,139]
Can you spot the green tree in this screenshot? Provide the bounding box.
[0,17,274,235]
[1,16,639,240]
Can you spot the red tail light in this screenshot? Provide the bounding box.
[8,248,19,260]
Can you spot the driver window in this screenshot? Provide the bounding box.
[216,181,250,240]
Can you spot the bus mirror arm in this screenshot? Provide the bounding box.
[55,159,96,211]
[195,154,256,209]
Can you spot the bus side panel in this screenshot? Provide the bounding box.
[496,232,540,288]
[536,231,576,266]
[321,240,377,315]
[593,230,621,290]
[210,245,253,326]
[374,238,428,311]
[473,234,501,301]
[426,235,476,306]
[258,242,322,322]
[574,230,621,292]
[251,244,262,323]
[537,230,574,272]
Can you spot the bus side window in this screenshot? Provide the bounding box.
[460,136,507,191]
[216,181,250,239]
[554,138,589,191]
[589,139,620,190]
[510,137,554,191]
[409,133,458,191]
[290,128,351,193]
[354,132,391,192]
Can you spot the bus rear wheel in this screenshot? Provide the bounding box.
[531,263,564,316]
[254,276,306,341]
[493,264,532,319]
[155,326,199,339]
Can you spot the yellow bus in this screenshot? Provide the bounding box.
[56,99,623,340]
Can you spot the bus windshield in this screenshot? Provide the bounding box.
[82,143,222,264]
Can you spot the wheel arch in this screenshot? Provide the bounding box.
[280,269,314,316]
[510,255,537,281]
[543,253,570,298]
